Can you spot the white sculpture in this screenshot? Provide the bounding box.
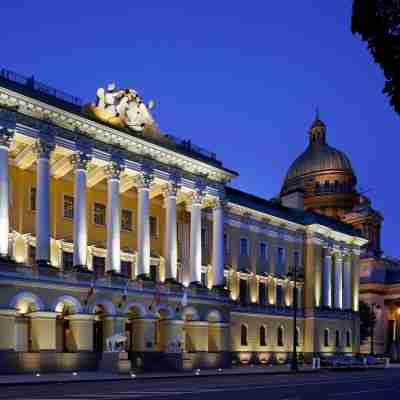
[106,333,127,352]
[93,83,156,132]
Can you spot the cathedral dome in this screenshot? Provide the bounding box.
[280,114,358,218]
[283,140,354,185]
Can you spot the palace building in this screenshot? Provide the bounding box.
[0,69,366,373]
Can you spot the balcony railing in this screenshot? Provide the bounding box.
[0,68,83,107]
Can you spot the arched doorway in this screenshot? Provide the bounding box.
[53,296,82,353]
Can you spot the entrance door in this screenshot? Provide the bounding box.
[93,320,104,352]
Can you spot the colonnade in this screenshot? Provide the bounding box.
[322,249,352,310]
[0,134,226,288]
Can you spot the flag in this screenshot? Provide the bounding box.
[84,279,95,306]
[122,282,128,303]
[149,284,161,311]
[181,289,188,308]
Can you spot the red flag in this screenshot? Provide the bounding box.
[155,284,161,306]
[84,279,95,305]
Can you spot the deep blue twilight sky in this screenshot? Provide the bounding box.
[1,2,398,255]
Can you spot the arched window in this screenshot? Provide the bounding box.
[277,326,284,347]
[241,324,248,346]
[335,330,340,347]
[295,327,300,347]
[260,325,267,346]
[324,328,330,347]
[346,330,351,347]
[315,182,321,193]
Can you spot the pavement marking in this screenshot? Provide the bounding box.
[331,385,400,397]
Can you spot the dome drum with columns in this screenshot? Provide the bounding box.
[281,115,359,219]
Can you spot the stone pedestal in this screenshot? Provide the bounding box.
[67,314,94,352]
[131,318,156,351]
[99,351,131,374]
[159,319,184,352]
[103,316,126,351]
[208,322,230,352]
[28,311,58,351]
[184,321,208,352]
[0,309,17,350]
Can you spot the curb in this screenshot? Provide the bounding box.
[0,369,321,387]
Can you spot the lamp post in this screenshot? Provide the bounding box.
[287,264,302,372]
[370,303,380,356]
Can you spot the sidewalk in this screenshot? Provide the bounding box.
[0,364,316,386]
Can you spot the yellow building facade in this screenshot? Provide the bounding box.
[0,70,366,372]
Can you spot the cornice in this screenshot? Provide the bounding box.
[0,87,236,184]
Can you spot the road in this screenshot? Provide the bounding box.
[1,368,400,400]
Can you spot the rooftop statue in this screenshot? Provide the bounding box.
[86,83,156,133]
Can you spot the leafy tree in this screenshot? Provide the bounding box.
[359,300,377,344]
[352,0,400,114]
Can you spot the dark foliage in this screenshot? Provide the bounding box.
[359,300,377,344]
[352,0,400,114]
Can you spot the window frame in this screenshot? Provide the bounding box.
[121,209,133,232]
[260,325,267,347]
[149,215,159,238]
[259,241,268,261]
[240,324,248,346]
[93,202,106,226]
[62,194,74,220]
[239,237,249,257]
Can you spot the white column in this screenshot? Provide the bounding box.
[343,256,352,310]
[34,139,54,264]
[334,255,343,309]
[71,152,91,268]
[189,189,204,284]
[212,197,225,288]
[323,251,332,308]
[105,162,123,274]
[0,129,13,256]
[136,173,153,278]
[164,181,178,281]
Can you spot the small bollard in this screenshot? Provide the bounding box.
[312,357,320,369]
[385,358,390,368]
[363,357,367,365]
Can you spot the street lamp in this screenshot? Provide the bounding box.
[370,303,381,356]
[286,264,303,372]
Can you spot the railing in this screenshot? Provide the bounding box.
[165,134,217,161]
[0,68,83,107]
[0,68,222,164]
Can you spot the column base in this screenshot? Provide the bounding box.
[212,285,229,295]
[137,273,152,281]
[36,259,51,268]
[189,281,203,288]
[73,265,93,273]
[164,277,181,285]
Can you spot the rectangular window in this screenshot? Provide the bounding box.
[62,251,73,270]
[240,278,248,305]
[293,250,300,269]
[260,242,268,260]
[201,271,208,287]
[276,285,284,307]
[277,247,285,274]
[259,281,267,306]
[93,256,105,276]
[121,261,132,279]
[224,232,230,255]
[121,209,133,232]
[240,238,249,257]
[150,216,158,238]
[29,187,36,211]
[63,195,74,219]
[93,203,106,226]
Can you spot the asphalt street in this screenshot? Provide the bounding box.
[1,369,400,400]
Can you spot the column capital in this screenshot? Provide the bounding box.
[135,172,154,190]
[189,187,205,206]
[70,151,92,170]
[34,139,54,160]
[104,161,124,180]
[212,196,227,211]
[163,180,180,198]
[0,128,14,148]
